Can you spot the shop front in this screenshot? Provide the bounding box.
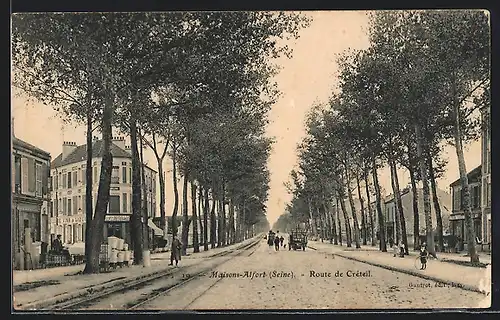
[104,214,131,245]
[12,197,43,270]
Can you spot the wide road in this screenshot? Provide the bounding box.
[129,234,486,310]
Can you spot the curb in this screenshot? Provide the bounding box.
[17,237,262,310]
[308,245,487,295]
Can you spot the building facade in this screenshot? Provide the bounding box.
[480,105,491,249]
[12,136,51,270]
[49,137,157,246]
[384,187,451,246]
[449,165,482,251]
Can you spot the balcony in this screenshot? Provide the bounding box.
[111,176,120,184]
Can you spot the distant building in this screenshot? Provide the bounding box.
[480,105,491,250]
[449,165,482,251]
[384,187,451,246]
[12,133,51,270]
[49,137,157,246]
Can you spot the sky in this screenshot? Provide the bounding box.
[11,11,482,227]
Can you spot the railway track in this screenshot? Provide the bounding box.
[45,236,262,311]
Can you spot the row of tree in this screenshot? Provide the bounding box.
[277,10,489,264]
[12,12,309,273]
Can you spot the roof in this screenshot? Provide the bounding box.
[13,137,51,159]
[449,165,482,187]
[51,140,132,169]
[384,188,411,204]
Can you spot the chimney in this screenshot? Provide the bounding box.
[62,141,77,160]
[112,136,126,150]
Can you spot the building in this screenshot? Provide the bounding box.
[480,105,491,250]
[49,137,157,246]
[449,165,482,251]
[12,135,51,270]
[384,187,451,246]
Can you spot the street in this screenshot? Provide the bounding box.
[59,236,486,310]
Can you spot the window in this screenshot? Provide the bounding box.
[67,172,72,189]
[122,193,128,213]
[82,223,86,242]
[14,156,21,193]
[68,198,72,215]
[27,158,36,193]
[36,163,43,197]
[109,195,120,213]
[58,199,62,215]
[111,166,119,184]
[129,168,132,184]
[50,201,54,218]
[73,196,78,215]
[487,182,491,206]
[73,171,78,185]
[82,194,86,214]
[122,166,127,183]
[453,187,461,211]
[59,172,63,189]
[63,198,67,215]
[82,169,86,185]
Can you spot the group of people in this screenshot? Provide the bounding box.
[267,230,285,251]
[389,237,429,270]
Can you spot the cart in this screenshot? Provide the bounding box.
[289,230,308,251]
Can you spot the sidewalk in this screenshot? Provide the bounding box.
[308,241,491,295]
[13,237,260,309]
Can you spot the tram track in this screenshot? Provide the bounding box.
[45,236,262,311]
[128,238,261,310]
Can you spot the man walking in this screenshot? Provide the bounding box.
[169,235,182,267]
[274,234,280,251]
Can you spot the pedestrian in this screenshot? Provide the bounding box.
[279,236,284,247]
[392,242,398,257]
[169,235,182,267]
[274,234,280,251]
[51,234,63,253]
[389,237,394,249]
[288,234,293,251]
[419,242,428,270]
[399,241,405,258]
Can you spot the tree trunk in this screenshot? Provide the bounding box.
[415,123,437,258]
[307,199,317,237]
[151,133,169,236]
[229,200,235,244]
[336,199,342,246]
[452,87,479,264]
[221,183,227,246]
[130,119,144,265]
[356,173,367,245]
[85,100,113,273]
[388,158,402,246]
[198,186,204,250]
[217,190,223,247]
[191,181,199,253]
[363,166,376,246]
[344,160,360,248]
[181,170,189,256]
[210,188,216,249]
[139,129,149,252]
[337,191,352,247]
[372,158,387,252]
[428,156,444,252]
[324,200,337,244]
[171,144,179,237]
[83,111,93,274]
[390,157,408,255]
[408,164,420,251]
[203,188,209,251]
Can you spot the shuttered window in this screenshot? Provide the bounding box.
[122,193,128,213]
[73,195,78,215]
[21,157,29,194]
[68,198,72,215]
[36,163,42,197]
[63,198,67,215]
[28,158,36,193]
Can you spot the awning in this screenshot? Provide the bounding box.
[147,218,164,237]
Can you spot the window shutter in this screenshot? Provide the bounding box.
[42,163,48,196]
[27,158,36,193]
[21,157,29,194]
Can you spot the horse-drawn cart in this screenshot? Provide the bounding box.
[289,230,307,251]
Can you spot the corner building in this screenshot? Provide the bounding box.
[49,137,157,246]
